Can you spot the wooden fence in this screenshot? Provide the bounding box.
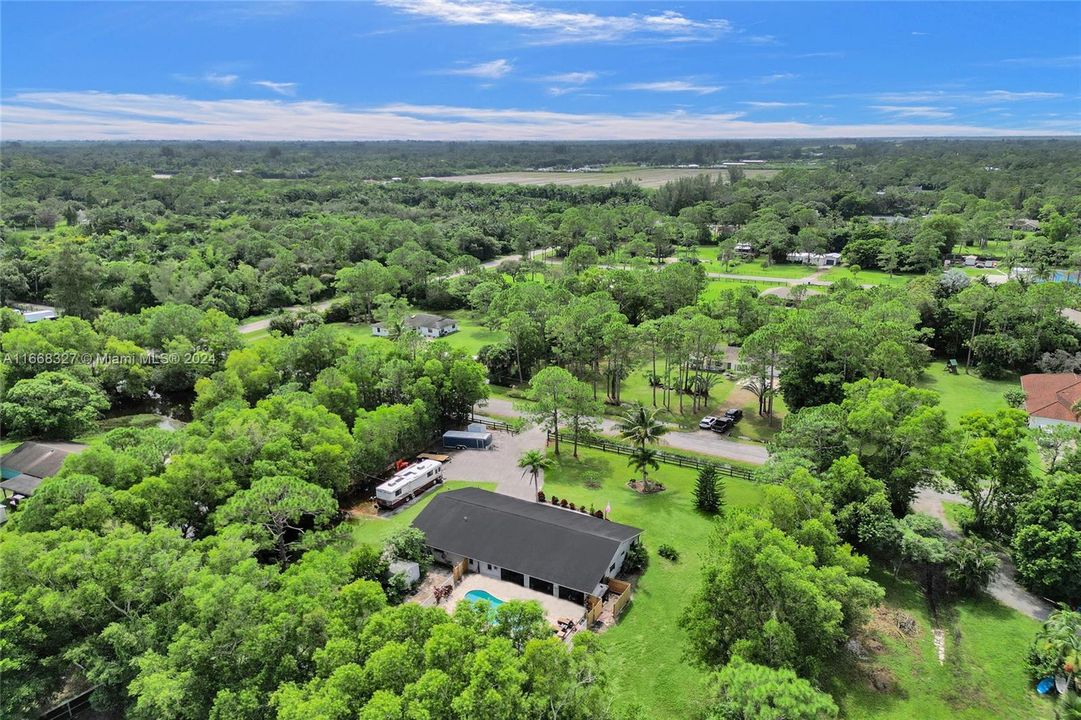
[452,557,468,584]
[607,578,633,618]
[478,418,519,434]
[585,595,602,626]
[548,432,754,481]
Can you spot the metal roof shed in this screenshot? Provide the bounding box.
[442,430,493,449]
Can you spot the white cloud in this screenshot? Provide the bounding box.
[622,81,723,95]
[2,91,1073,141]
[253,80,297,96]
[757,73,799,84]
[543,71,597,85]
[872,105,954,119]
[377,0,731,43]
[438,59,513,79]
[174,72,240,88]
[991,55,1081,68]
[741,101,809,109]
[875,89,1062,104]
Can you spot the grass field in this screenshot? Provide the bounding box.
[428,166,778,189]
[348,480,494,547]
[833,569,1051,720]
[247,311,506,357]
[545,448,1049,719]
[690,247,819,278]
[700,278,777,302]
[819,267,915,287]
[915,370,1015,422]
[543,448,764,719]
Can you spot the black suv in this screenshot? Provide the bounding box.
[722,408,743,423]
[710,417,734,434]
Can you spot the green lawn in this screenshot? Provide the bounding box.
[250,311,509,356]
[690,246,818,278]
[819,267,915,287]
[543,448,765,719]
[700,279,777,302]
[833,569,1051,720]
[348,480,494,547]
[916,370,1016,422]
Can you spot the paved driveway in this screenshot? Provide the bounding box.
[478,397,769,466]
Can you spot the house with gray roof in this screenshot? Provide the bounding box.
[372,313,458,338]
[1,441,87,523]
[412,487,642,605]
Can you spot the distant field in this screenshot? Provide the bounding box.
[429,167,777,189]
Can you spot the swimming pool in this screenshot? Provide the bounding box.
[464,589,505,607]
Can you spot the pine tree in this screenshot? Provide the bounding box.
[694,465,722,514]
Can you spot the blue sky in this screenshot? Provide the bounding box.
[2,1,1079,140]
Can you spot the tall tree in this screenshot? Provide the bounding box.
[526,366,577,456]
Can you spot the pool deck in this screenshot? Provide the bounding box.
[441,574,585,623]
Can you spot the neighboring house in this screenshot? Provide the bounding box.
[412,487,643,606]
[693,345,741,373]
[8,303,57,323]
[868,215,913,225]
[785,252,841,267]
[1008,218,1041,232]
[372,313,458,338]
[0,441,87,519]
[1020,373,1081,428]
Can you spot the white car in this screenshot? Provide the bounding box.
[699,416,718,430]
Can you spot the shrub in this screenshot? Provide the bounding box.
[622,541,648,573]
[658,544,680,562]
[560,499,568,508]
[537,491,545,502]
[269,312,297,336]
[323,300,351,324]
[384,528,431,571]
[550,496,558,505]
[694,466,725,514]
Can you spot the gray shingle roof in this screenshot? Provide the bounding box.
[1,441,86,480]
[0,474,43,497]
[404,313,455,329]
[412,487,642,594]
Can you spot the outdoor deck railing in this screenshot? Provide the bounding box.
[546,432,755,481]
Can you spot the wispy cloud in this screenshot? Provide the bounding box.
[543,71,598,85]
[438,59,513,79]
[741,101,809,109]
[622,80,723,95]
[253,80,297,96]
[875,89,1062,104]
[173,72,240,88]
[872,105,954,119]
[990,54,1081,68]
[4,91,1072,141]
[743,35,779,46]
[757,73,799,84]
[376,0,731,44]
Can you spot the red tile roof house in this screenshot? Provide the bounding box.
[1020,373,1081,428]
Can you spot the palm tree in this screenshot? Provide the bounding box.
[617,402,668,450]
[628,446,660,489]
[618,403,668,490]
[517,450,551,494]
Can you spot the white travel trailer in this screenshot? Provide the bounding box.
[375,459,444,510]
